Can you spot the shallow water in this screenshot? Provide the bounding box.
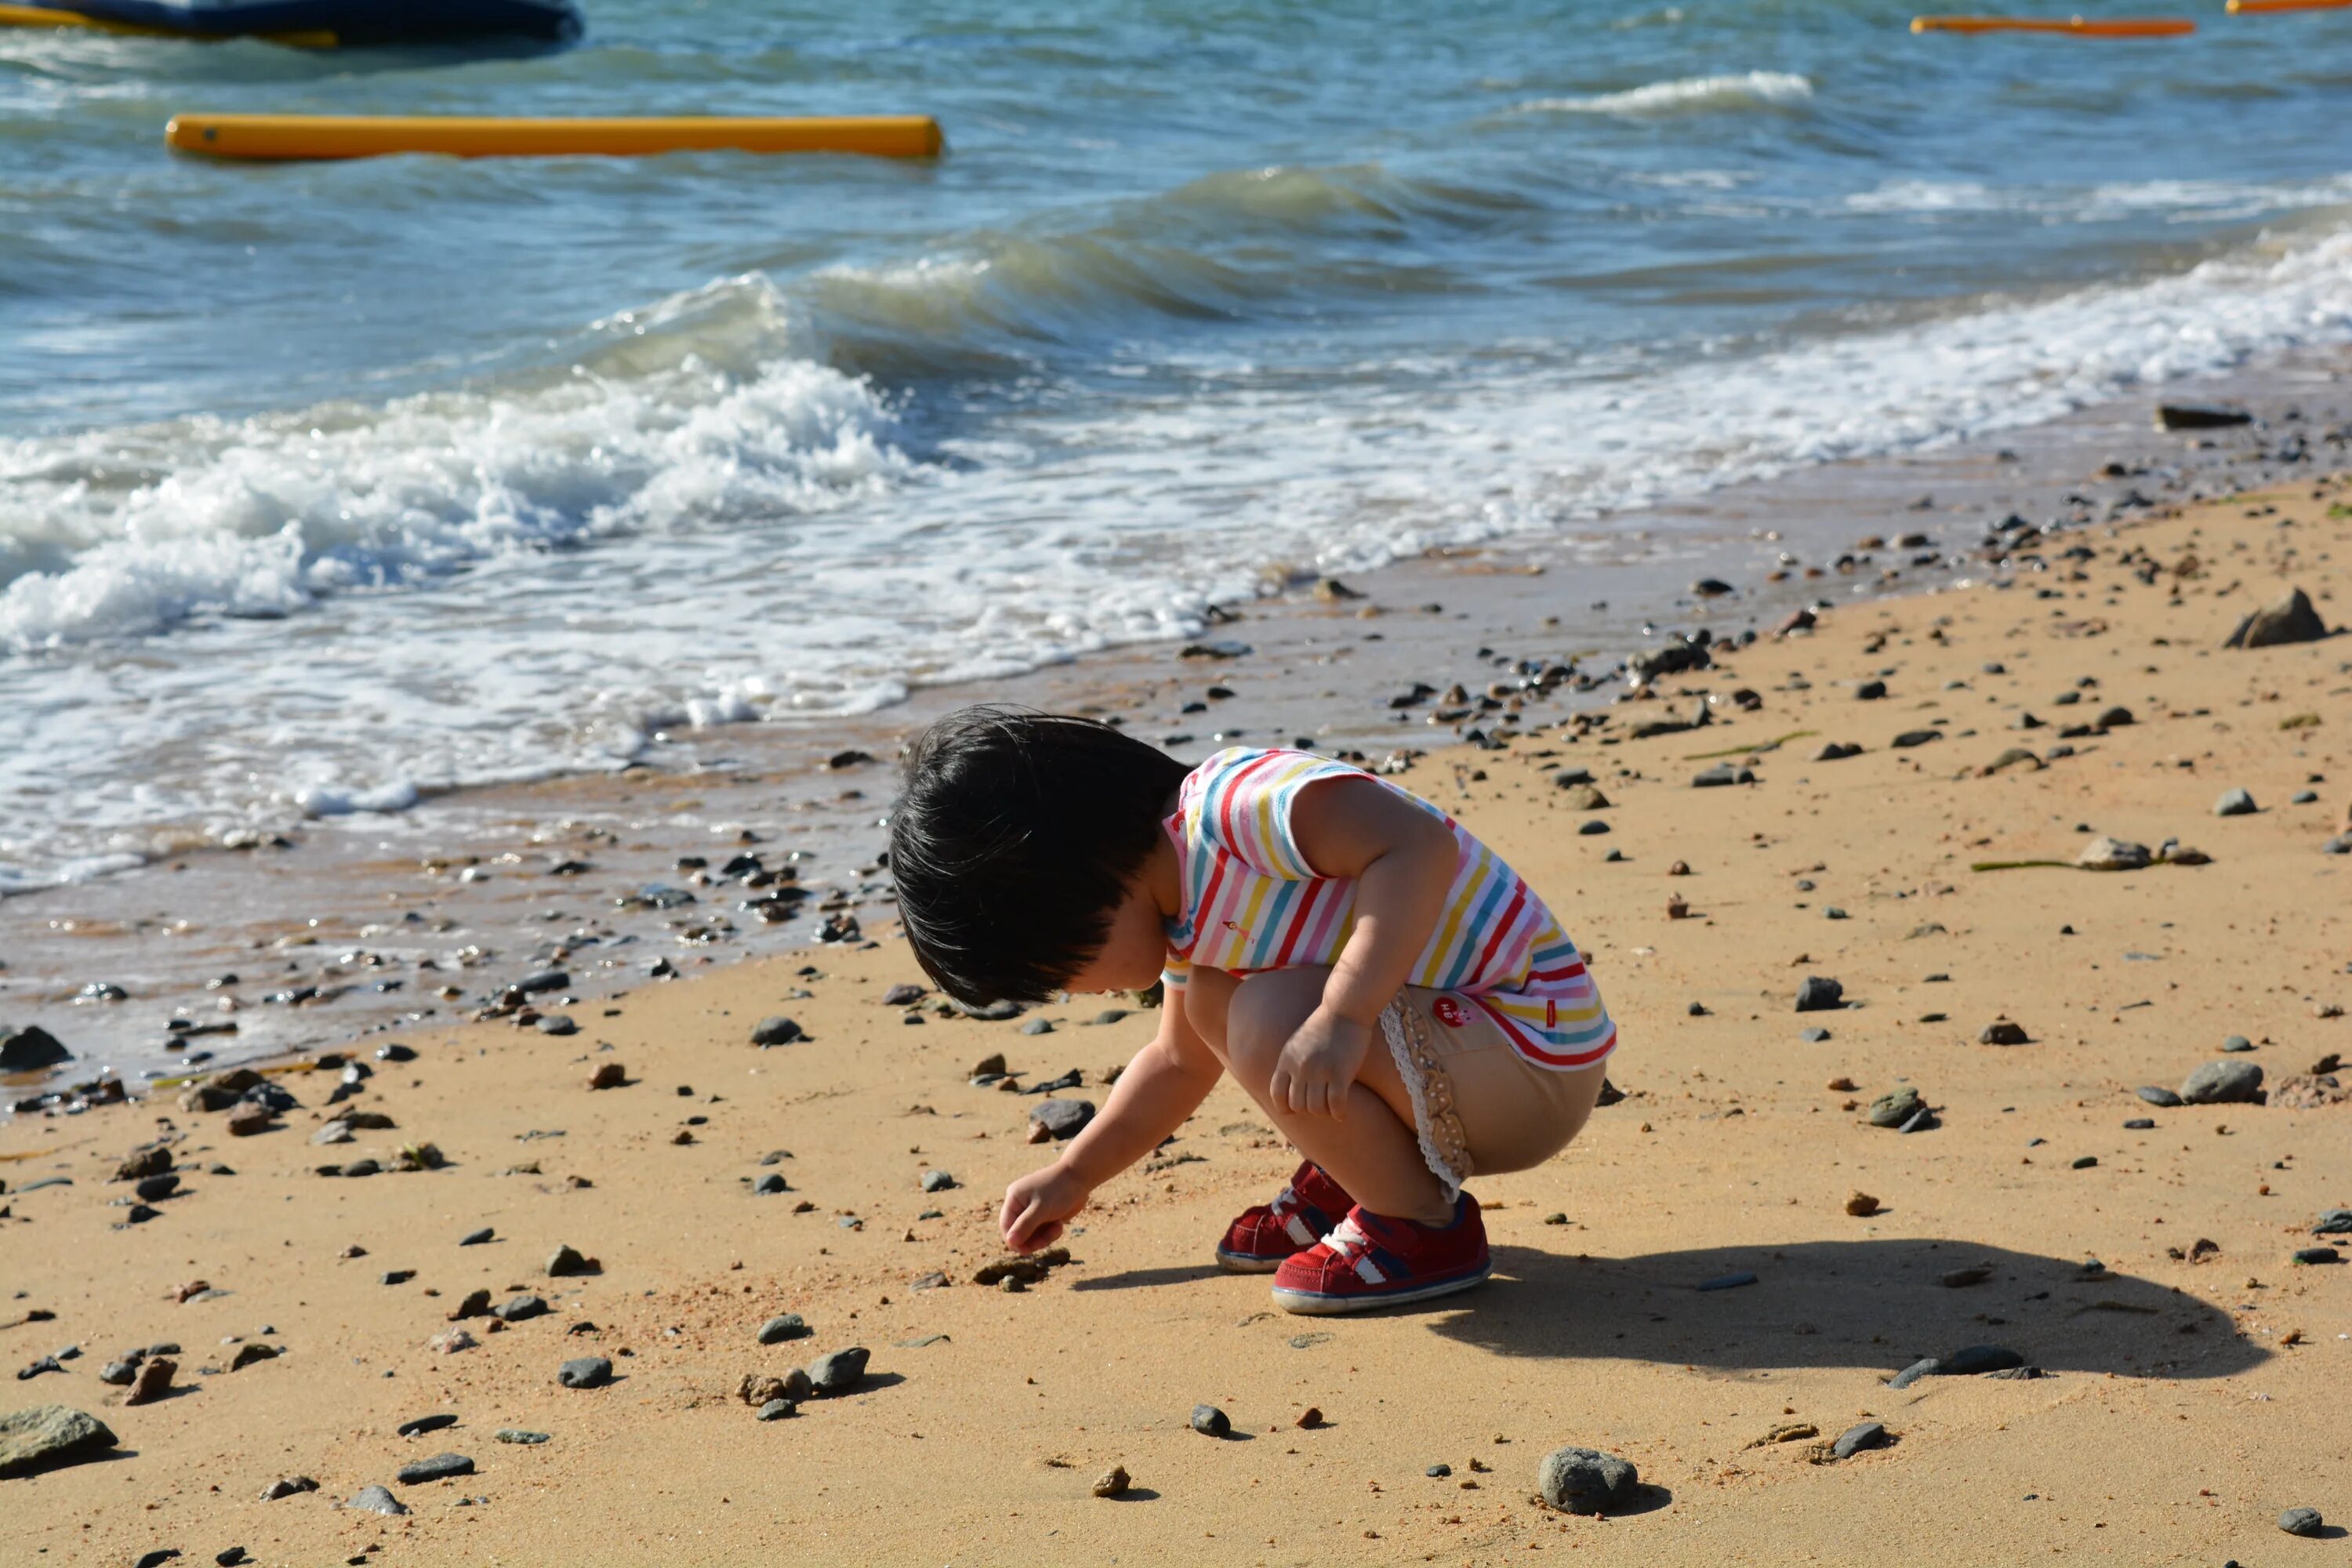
[3,0,2350,888]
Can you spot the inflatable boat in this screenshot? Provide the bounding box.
[0,0,581,46]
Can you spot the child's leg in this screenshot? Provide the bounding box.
[1189,966,1452,1226]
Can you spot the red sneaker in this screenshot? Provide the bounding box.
[1269,1195,1492,1315]
[1216,1160,1354,1273]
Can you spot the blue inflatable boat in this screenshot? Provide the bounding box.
[1,0,582,45]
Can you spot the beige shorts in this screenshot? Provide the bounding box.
[1377,989,1609,1200]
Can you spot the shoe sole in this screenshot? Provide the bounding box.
[1269,1258,1494,1315]
[1216,1248,1289,1275]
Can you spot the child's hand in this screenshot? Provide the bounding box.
[1269,1006,1372,1120]
[1000,1162,1088,1254]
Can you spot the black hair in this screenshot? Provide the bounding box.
[887,706,1186,1009]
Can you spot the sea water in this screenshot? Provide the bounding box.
[3,0,2348,889]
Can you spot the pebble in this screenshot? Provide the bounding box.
[1577,819,1611,836]
[1691,764,1752,788]
[1855,679,1887,701]
[1018,1018,1054,1036]
[1697,1272,1758,1292]
[397,1413,459,1437]
[394,1451,474,1485]
[258,1476,317,1501]
[1944,1344,2024,1375]
[2124,1117,2155,1130]
[587,1062,626,1090]
[1543,1211,1569,1225]
[1795,976,1844,1013]
[1800,1027,1831,1043]
[1887,1358,1940,1390]
[1028,1098,1095,1142]
[1866,1087,1922,1128]
[2135,1086,2183,1108]
[0,1405,117,1478]
[756,1398,797,1421]
[557,1356,612,1389]
[920,1170,956,1193]
[343,1485,408,1515]
[750,1017,804,1047]
[214,1550,249,1566]
[882,983,925,1007]
[125,1358,176,1406]
[546,1244,593,1276]
[753,1173,789,1196]
[971,1053,1007,1078]
[2278,1507,2325,1537]
[2180,1059,2263,1105]
[2071,1156,2098,1170]
[495,1295,549,1323]
[459,1226,495,1247]
[2213,787,2259,817]
[2314,1209,2352,1236]
[1091,1465,1131,1498]
[535,1014,578,1036]
[2221,1034,2254,1053]
[1830,1421,1890,1461]
[2291,1247,2340,1265]
[1846,1192,1881,1218]
[493,1428,550,1445]
[2076,837,2151,871]
[1890,730,1941,749]
[1813,742,1863,761]
[132,1550,179,1568]
[446,1288,492,1320]
[1190,1404,1231,1437]
[1979,1021,2030,1046]
[1536,1446,1640,1515]
[227,1344,278,1371]
[806,1347,870,1396]
[1426,1463,1452,1477]
[757,1314,811,1345]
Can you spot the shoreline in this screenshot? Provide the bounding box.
[2,450,2346,1561]
[6,348,2350,1097]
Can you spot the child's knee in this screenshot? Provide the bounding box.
[1225,968,1327,1076]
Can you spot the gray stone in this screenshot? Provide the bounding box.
[557,1356,612,1389]
[1979,1021,2030,1046]
[1795,975,1844,1013]
[2124,1118,2155,1130]
[2314,1209,2352,1236]
[132,1173,179,1203]
[1577,819,1611,836]
[0,1405,117,1477]
[535,1014,578,1036]
[1891,729,1942,749]
[344,1484,408,1515]
[395,1413,457,1437]
[546,1244,593,1276]
[1887,1358,1940,1390]
[493,1428,550,1444]
[1944,1344,2024,1376]
[1536,1446,1640,1515]
[750,1017,803,1047]
[2278,1506,2325,1537]
[1018,1018,1054,1036]
[2221,1034,2254,1053]
[805,1347,870,1396]
[2292,1247,2341,1266]
[2213,788,2258,818]
[258,1475,318,1501]
[753,1173,788,1196]
[1029,1098,1095,1140]
[1867,1087,1922,1128]
[757,1314,811,1345]
[881,983,925,1007]
[1190,1404,1231,1437]
[2179,1059,2263,1105]
[1831,1421,1889,1460]
[517,969,570,995]
[495,1295,549,1323]
[1800,1027,1830,1043]
[756,1398,797,1421]
[2135,1085,2182,1108]
[394,1451,474,1485]
[2223,586,2328,648]
[1426,1463,1452,1477]
[920,1170,956,1193]
[459,1226,494,1247]
[1692,763,1752,788]
[2076,837,2151,871]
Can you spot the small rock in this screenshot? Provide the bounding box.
[2213,788,2258,818]
[259,1475,318,1501]
[1577,818,1610,836]
[1426,1463,1452,1477]
[447,1288,492,1321]
[1979,1021,2030,1046]
[394,1451,474,1485]
[587,1062,626,1090]
[1190,1403,1231,1437]
[535,1014,578,1036]
[1018,1018,1054,1036]
[971,1053,1007,1078]
[2071,1155,2098,1169]
[1944,1345,2024,1375]
[919,1170,956,1193]
[1830,1421,1889,1461]
[495,1295,548,1323]
[1890,730,1941,749]
[124,1358,176,1406]
[882,983,925,1007]
[2222,1035,2254,1053]
[395,1413,457,1437]
[1536,1446,1640,1515]
[1795,976,1844,1013]
[1558,782,1611,810]
[2223,586,2328,648]
[0,1404,122,1478]
[2125,1117,2155,1130]
[1691,764,1752,789]
[1800,1026,1831,1043]
[0,1025,71,1073]
[428,1327,477,1355]
[1028,1098,1095,1142]
[2076,837,2151,871]
[493,1428,550,1444]
[753,1172,789,1196]
[1887,1358,1940,1389]
[227,1343,278,1372]
[1091,1464,1131,1499]
[2278,1506,2325,1537]
[343,1484,408,1516]
[2135,1085,2183,1108]
[2292,1247,2341,1266]
[546,1244,593,1277]
[459,1227,495,1247]
[1845,1192,1880,1218]
[806,1348,870,1396]
[1866,1087,1922,1128]
[557,1356,612,1389]
[757,1314,811,1345]
[750,1017,804,1047]
[224,1104,275,1138]
[2313,1209,2352,1236]
[756,1398,797,1421]
[2180,1059,2263,1105]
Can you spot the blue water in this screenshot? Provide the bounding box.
[2,0,2349,883]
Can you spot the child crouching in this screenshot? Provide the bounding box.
[887,707,1617,1314]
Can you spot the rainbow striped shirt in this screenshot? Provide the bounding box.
[1162,748,1615,1071]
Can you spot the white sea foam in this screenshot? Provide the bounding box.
[1515,71,1813,117]
[1847,173,2352,220]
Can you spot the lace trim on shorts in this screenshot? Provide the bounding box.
[1379,995,1473,1201]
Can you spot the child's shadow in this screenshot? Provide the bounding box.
[1428,1239,2261,1382]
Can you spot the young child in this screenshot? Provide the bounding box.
[888,707,1616,1314]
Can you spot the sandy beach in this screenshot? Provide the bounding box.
[5,466,2349,1566]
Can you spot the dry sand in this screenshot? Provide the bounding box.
[4,475,2348,1566]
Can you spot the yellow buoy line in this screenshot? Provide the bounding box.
[0,2,332,45]
[164,113,946,162]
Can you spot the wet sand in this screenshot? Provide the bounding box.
[4,466,2350,1565]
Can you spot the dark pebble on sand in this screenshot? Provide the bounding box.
[2071,1156,2098,1170]
[535,1015,578,1036]
[1979,1021,2030,1046]
[806,1347,870,1396]
[753,1173,788,1196]
[1795,975,1844,1013]
[1831,1422,1890,1461]
[2279,1507,2325,1537]
[920,1170,956,1192]
[227,1344,278,1371]
[750,1017,804,1047]
[459,1227,494,1247]
[2125,1118,2155,1130]
[131,1550,179,1568]
[343,1485,408,1515]
[1854,680,1886,701]
[396,1413,458,1438]
[495,1295,549,1323]
[547,1244,593,1276]
[380,1269,415,1287]
[1427,1463,1452,1477]
[2221,1035,2254,1053]
[1536,1446,1640,1515]
[1697,1272,1757,1292]
[557,1356,612,1389]
[1944,1345,2024,1376]
[1577,819,1610,836]
[1887,1359,1940,1390]
[394,1452,474,1485]
[2135,1086,2182,1108]
[1891,730,1941,749]
[1018,1018,1054,1036]
[2314,1209,2352,1236]
[2292,1247,2340,1265]
[882,983,925,1007]
[757,1399,797,1421]
[376,1044,416,1063]
[1029,1099,1095,1141]
[1800,1027,1830,1043]
[1190,1404,1231,1437]
[494,1428,549,1445]
[259,1476,318,1501]
[757,1314,811,1345]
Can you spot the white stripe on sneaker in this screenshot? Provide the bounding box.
[1352,1256,1386,1285]
[1284,1213,1317,1247]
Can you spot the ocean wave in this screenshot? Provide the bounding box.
[1846,173,2352,220]
[0,275,924,650]
[1515,71,1813,117]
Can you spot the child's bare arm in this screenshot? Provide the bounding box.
[1000,985,1221,1251]
[1271,775,1457,1118]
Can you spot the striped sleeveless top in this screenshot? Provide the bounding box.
[1161,747,1615,1071]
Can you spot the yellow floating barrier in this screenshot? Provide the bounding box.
[1911,13,2198,31]
[165,113,946,162]
[2227,0,2349,12]
[0,2,332,45]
